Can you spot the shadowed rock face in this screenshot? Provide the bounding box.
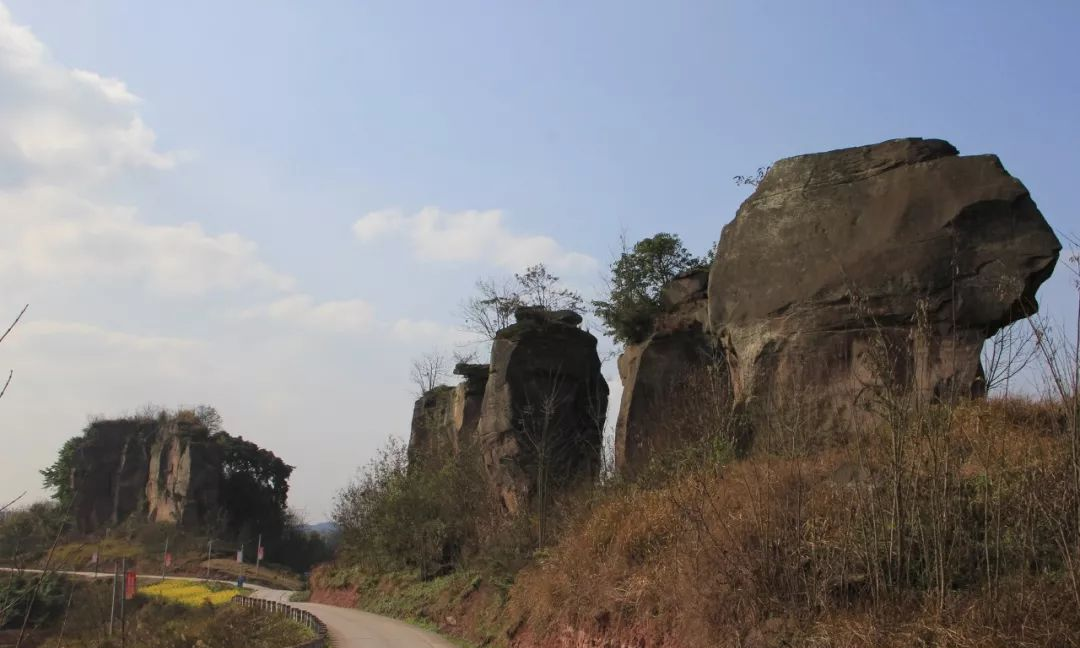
[408,364,490,466]
[478,309,608,515]
[72,416,221,532]
[615,269,731,476]
[708,138,1061,440]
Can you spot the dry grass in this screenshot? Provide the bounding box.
[506,397,1080,647]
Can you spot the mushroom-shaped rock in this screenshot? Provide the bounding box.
[708,137,1060,443]
[477,311,607,514]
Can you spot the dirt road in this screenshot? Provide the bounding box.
[252,587,457,647]
[1,568,457,648]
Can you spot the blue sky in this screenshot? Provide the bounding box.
[1,1,1077,518]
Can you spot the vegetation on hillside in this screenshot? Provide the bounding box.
[332,439,519,580]
[321,248,1080,647]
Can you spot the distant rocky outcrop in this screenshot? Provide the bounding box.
[708,138,1061,442]
[477,307,608,514]
[409,363,490,466]
[72,414,221,532]
[615,269,731,476]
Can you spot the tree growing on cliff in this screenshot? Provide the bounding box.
[460,263,583,340]
[592,233,707,345]
[410,350,449,396]
[39,438,81,510]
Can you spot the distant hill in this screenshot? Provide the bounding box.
[304,521,338,538]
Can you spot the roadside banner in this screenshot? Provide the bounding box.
[257,545,264,561]
[236,549,243,563]
[124,570,137,600]
[164,552,172,568]
[91,551,98,564]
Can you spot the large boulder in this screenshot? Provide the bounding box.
[708,138,1060,442]
[408,363,490,466]
[615,269,732,476]
[72,414,221,532]
[478,309,608,515]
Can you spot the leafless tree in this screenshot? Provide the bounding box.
[193,404,225,433]
[514,264,582,312]
[452,349,480,366]
[981,319,1038,396]
[459,264,583,340]
[459,277,522,341]
[410,350,448,396]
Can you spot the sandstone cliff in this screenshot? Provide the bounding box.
[707,137,1060,444]
[70,413,231,533]
[408,363,489,466]
[614,269,732,476]
[477,308,607,515]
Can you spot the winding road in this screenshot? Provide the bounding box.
[252,586,456,648]
[2,568,456,648]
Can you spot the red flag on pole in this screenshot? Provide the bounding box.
[164,552,172,568]
[124,570,137,600]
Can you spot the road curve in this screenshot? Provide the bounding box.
[1,568,457,648]
[253,587,457,648]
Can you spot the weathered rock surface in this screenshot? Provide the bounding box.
[708,138,1061,440]
[408,364,490,466]
[478,309,608,514]
[615,269,731,476]
[72,415,221,532]
[145,418,221,525]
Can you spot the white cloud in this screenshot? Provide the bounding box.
[239,294,375,333]
[0,185,295,295]
[389,318,478,349]
[0,5,176,180]
[16,319,201,353]
[0,6,294,297]
[70,69,140,104]
[352,208,405,242]
[353,207,597,273]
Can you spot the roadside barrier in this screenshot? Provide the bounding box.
[234,595,327,648]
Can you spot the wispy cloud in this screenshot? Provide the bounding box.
[353,207,597,274]
[238,294,376,334]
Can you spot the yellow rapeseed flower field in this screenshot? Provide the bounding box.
[141,579,247,606]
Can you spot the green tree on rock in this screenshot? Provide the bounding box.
[592,233,709,345]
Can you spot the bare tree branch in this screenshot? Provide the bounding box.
[410,350,448,396]
[0,492,25,515]
[0,305,28,347]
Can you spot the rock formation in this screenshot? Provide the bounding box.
[477,307,608,514]
[71,414,221,533]
[707,138,1061,443]
[408,363,490,466]
[145,417,221,525]
[615,269,732,476]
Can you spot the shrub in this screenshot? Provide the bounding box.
[592,233,709,345]
[332,437,501,578]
